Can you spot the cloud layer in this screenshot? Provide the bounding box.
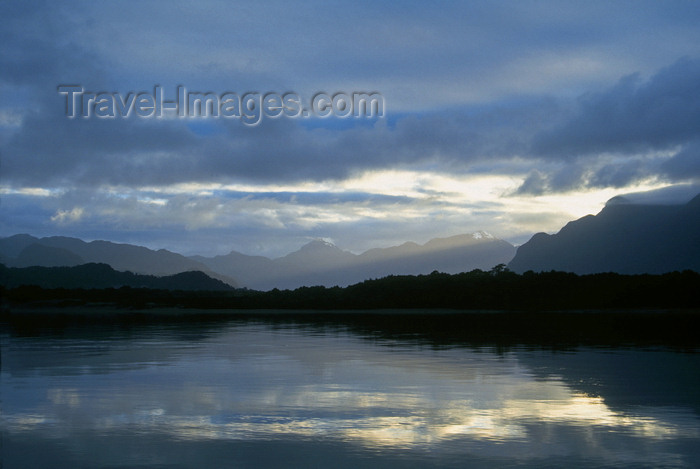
[2,1,700,255]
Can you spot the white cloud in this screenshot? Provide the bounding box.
[50,207,85,225]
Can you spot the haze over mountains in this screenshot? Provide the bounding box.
[0,234,238,287]
[192,232,516,290]
[0,232,516,291]
[2,193,699,291]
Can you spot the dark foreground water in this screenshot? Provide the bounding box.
[2,311,700,468]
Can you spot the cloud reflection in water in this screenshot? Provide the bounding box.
[2,322,699,467]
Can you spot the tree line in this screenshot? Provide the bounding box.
[3,266,699,312]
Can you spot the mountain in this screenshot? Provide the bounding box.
[193,232,516,290]
[356,232,514,279]
[508,194,700,274]
[0,263,235,291]
[0,233,38,258]
[0,235,237,287]
[13,243,85,267]
[0,232,515,291]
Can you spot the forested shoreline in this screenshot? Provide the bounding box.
[3,268,699,312]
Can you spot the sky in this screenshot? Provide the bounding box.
[1,0,700,258]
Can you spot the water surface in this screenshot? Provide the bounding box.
[2,313,699,468]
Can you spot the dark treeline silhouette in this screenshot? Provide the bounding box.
[3,265,699,312]
[4,266,699,347]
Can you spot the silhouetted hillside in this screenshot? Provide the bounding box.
[0,234,237,287]
[0,263,235,291]
[14,243,85,267]
[508,194,700,274]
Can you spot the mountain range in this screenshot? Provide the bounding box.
[191,231,516,290]
[0,234,238,287]
[0,232,516,291]
[508,193,700,274]
[2,192,699,291]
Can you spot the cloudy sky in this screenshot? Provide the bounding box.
[1,1,700,257]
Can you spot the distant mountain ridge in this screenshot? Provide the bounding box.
[508,193,700,274]
[0,231,516,291]
[3,191,699,291]
[0,234,238,287]
[0,263,234,291]
[192,231,517,290]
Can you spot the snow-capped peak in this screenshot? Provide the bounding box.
[472,231,494,240]
[302,238,337,250]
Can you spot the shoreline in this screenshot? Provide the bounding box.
[4,304,700,316]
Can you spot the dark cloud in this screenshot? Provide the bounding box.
[514,163,589,195]
[589,160,648,188]
[661,140,700,181]
[2,91,561,187]
[3,0,700,254]
[3,112,201,186]
[1,1,698,193]
[548,164,587,191]
[216,190,415,206]
[515,170,549,196]
[532,57,700,157]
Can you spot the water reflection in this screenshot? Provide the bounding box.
[2,316,700,468]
